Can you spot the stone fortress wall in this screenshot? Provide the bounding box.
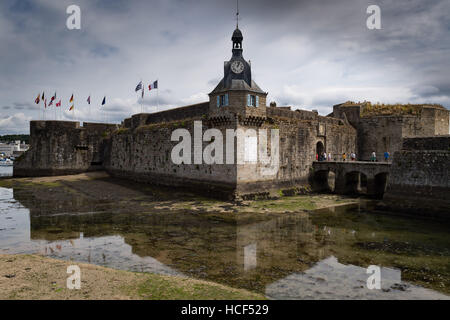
[13,102,356,199]
[106,102,356,198]
[13,121,118,177]
[332,103,450,160]
[382,135,450,219]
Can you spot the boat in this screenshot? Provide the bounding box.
[0,159,13,166]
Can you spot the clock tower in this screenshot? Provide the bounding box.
[208,24,267,120]
[224,27,252,87]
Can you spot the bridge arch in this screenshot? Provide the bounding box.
[373,172,389,198]
[312,161,391,197]
[312,169,335,192]
[345,171,368,195]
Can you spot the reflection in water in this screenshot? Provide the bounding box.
[0,166,12,177]
[244,243,257,271]
[266,256,447,299]
[0,186,449,299]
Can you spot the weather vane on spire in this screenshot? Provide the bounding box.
[236,0,240,28]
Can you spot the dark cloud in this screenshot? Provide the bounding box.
[0,0,449,134]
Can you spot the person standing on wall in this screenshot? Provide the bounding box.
[342,153,346,161]
[384,151,390,162]
[371,151,377,162]
[328,152,332,161]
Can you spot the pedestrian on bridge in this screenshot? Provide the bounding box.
[328,152,332,161]
[342,153,347,161]
[384,151,390,162]
[371,151,377,162]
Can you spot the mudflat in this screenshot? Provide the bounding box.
[0,254,265,300]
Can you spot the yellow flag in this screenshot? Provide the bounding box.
[69,105,74,111]
[69,94,74,103]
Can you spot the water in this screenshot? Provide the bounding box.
[0,183,449,299]
[0,166,12,177]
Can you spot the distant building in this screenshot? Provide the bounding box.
[0,141,29,157]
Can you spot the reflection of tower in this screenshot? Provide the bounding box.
[237,214,316,273]
[244,243,257,271]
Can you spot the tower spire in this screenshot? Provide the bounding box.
[236,0,239,28]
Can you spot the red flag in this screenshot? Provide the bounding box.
[44,99,47,108]
[87,96,91,104]
[35,94,40,104]
[56,100,61,107]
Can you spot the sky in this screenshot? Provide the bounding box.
[0,0,449,134]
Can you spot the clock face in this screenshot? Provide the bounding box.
[231,61,244,74]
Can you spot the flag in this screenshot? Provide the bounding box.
[56,100,61,107]
[69,94,74,103]
[135,81,142,92]
[87,96,91,104]
[35,94,40,104]
[102,97,106,105]
[50,92,56,103]
[141,87,144,99]
[42,92,45,101]
[69,105,74,111]
[149,80,158,91]
[48,99,53,106]
[44,99,47,108]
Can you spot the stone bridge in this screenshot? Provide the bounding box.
[312,161,391,197]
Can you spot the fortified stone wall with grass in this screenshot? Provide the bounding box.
[105,118,238,199]
[13,121,118,177]
[104,103,356,198]
[332,103,450,160]
[382,135,450,219]
[12,103,356,199]
[235,109,356,196]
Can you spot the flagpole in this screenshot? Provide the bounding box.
[157,79,159,111]
[140,78,143,114]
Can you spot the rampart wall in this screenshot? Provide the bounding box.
[13,121,117,177]
[382,136,450,219]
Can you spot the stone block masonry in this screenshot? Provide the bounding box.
[382,135,450,219]
[332,104,450,161]
[13,121,118,177]
[13,100,357,199]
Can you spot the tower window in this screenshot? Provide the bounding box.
[217,94,229,107]
[247,94,259,107]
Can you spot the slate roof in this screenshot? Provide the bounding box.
[209,78,265,95]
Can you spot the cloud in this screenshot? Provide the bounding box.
[0,113,32,134]
[0,0,449,134]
